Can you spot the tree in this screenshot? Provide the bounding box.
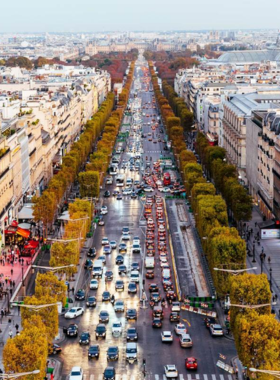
[3,316,48,378]
[230,273,271,335]
[32,192,56,238]
[78,171,100,198]
[35,272,67,306]
[50,241,78,276]
[191,182,216,212]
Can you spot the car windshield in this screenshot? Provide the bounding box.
[71,371,81,376]
[69,308,76,313]
[105,369,114,376]
[113,323,121,327]
[108,347,117,353]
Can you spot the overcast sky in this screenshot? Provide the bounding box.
[1,0,280,33]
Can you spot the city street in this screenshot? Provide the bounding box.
[58,56,236,380]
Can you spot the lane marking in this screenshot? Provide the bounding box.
[212,375,216,380]
[182,318,191,327]
[204,375,208,380]
[196,375,200,379]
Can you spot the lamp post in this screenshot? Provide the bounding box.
[213,267,257,276]
[0,370,40,379]
[32,264,75,273]
[229,303,271,309]
[252,241,256,263]
[270,267,273,290]
[249,368,280,379]
[260,252,265,274]
[15,302,60,311]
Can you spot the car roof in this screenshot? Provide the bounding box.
[212,324,222,328]
[71,366,82,371]
[163,331,172,334]
[166,365,177,369]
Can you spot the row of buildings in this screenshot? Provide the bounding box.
[0,64,111,247]
[173,46,280,221]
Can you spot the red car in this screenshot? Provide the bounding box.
[185,357,198,370]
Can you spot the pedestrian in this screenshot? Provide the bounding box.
[4,308,8,316]
[10,269,13,276]
[273,295,275,303]
[71,286,75,294]
[8,330,12,339]
[4,278,7,285]
[9,288,12,296]
[1,309,4,318]
[12,280,15,288]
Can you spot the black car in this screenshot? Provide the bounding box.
[126,327,138,341]
[99,310,110,323]
[126,308,137,321]
[152,318,162,328]
[84,259,93,270]
[105,270,113,281]
[117,194,122,200]
[88,345,100,359]
[169,312,180,322]
[95,324,106,339]
[166,291,176,301]
[75,289,85,301]
[115,255,124,265]
[103,367,116,380]
[102,291,111,302]
[104,190,110,197]
[79,332,90,345]
[107,346,119,361]
[204,317,217,328]
[128,282,137,294]
[87,247,97,258]
[115,280,124,291]
[63,323,78,337]
[118,265,127,275]
[150,292,161,302]
[131,262,140,271]
[149,283,159,293]
[86,296,97,307]
[52,343,62,354]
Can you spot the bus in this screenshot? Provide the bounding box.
[116,174,125,187]
[163,172,171,186]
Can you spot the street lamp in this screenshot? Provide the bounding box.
[0,370,40,379]
[249,368,280,379]
[252,241,256,263]
[229,303,271,309]
[16,302,60,310]
[270,267,273,290]
[260,252,265,274]
[32,264,75,273]
[213,267,257,276]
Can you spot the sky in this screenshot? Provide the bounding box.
[1,0,280,33]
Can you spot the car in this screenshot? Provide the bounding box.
[102,237,109,245]
[163,281,174,291]
[103,367,116,380]
[84,259,93,270]
[98,217,105,226]
[95,323,106,339]
[112,320,122,336]
[107,346,119,361]
[88,345,100,359]
[152,318,162,328]
[131,262,140,271]
[105,270,113,281]
[119,243,127,253]
[146,269,154,279]
[122,233,130,241]
[180,333,193,348]
[210,324,224,336]
[104,190,110,197]
[99,310,110,323]
[52,343,62,354]
[110,240,117,249]
[150,292,161,302]
[164,365,178,378]
[126,308,137,320]
[161,331,173,343]
[69,366,83,380]
[100,206,108,215]
[149,283,159,292]
[87,247,96,257]
[131,192,137,199]
[114,300,125,312]
[123,187,132,195]
[63,323,78,336]
[169,312,180,322]
[171,302,180,312]
[144,186,154,192]
[175,323,187,335]
[132,244,141,254]
[86,296,97,307]
[128,282,137,293]
[65,307,84,319]
[162,187,170,193]
[115,255,124,265]
[102,291,111,302]
[118,264,127,275]
[204,317,217,328]
[75,289,85,301]
[90,279,99,290]
[79,331,91,345]
[99,255,106,264]
[103,244,112,254]
[117,194,123,200]
[185,357,198,370]
[115,280,124,291]
[126,327,138,341]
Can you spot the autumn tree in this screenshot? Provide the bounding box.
[32,192,56,238]
[78,171,100,198]
[35,272,67,306]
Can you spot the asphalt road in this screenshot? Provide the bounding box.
[58,56,236,380]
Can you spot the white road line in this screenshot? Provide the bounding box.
[187,375,193,380]
[179,375,185,380]
[220,375,225,380]
[196,375,200,379]
[212,375,217,380]
[228,376,233,380]
[155,375,160,380]
[163,375,167,380]
[204,374,209,380]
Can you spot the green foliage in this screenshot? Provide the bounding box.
[6,56,33,69]
[78,171,100,198]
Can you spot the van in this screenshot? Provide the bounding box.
[130,270,140,283]
[92,260,103,278]
[126,342,137,363]
[180,333,193,348]
[162,269,171,280]
[145,257,155,269]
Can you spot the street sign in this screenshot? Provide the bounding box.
[216,360,234,374]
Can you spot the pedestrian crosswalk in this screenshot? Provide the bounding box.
[82,373,234,380]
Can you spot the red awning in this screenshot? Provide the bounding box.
[24,240,39,249]
[17,228,30,238]
[4,226,17,235]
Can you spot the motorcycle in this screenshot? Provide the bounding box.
[110,295,115,304]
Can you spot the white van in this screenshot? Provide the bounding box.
[130,270,140,283]
[126,342,137,363]
[92,260,103,278]
[145,257,155,269]
[162,269,171,280]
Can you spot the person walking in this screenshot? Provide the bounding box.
[8,330,13,339]
[10,269,13,276]
[268,256,271,264]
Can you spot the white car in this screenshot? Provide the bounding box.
[164,365,178,378]
[158,185,164,192]
[90,279,99,290]
[171,302,181,313]
[210,324,224,336]
[133,236,140,245]
[114,300,125,312]
[65,307,84,319]
[110,240,117,249]
[102,237,109,245]
[144,186,154,192]
[161,331,173,343]
[69,366,83,380]
[123,187,132,195]
[162,187,170,193]
[175,323,187,335]
[100,206,108,215]
[112,320,122,336]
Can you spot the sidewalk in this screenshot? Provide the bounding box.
[246,205,280,317]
